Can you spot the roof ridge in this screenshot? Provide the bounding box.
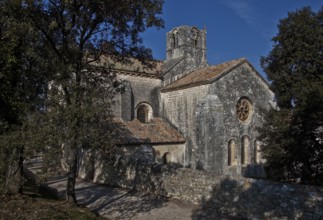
[162,56,186,75]
[207,58,246,83]
[113,117,186,145]
[161,58,246,92]
[115,69,162,79]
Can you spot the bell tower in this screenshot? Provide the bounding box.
[166,26,206,61]
[163,26,208,85]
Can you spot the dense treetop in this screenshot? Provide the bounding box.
[0,0,165,199]
[260,7,323,185]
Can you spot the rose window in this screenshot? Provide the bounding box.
[236,98,252,122]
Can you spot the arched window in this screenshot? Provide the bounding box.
[241,136,250,165]
[254,140,261,164]
[172,29,178,48]
[137,105,148,123]
[163,152,171,164]
[136,103,153,123]
[191,27,199,46]
[228,140,236,166]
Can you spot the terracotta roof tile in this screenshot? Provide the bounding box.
[112,118,185,145]
[162,58,246,92]
[94,55,162,78]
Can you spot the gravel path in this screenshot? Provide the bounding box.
[26,158,235,220]
[46,176,199,220]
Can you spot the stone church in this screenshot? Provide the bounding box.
[109,25,275,177]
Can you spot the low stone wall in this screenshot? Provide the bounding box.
[79,154,323,219]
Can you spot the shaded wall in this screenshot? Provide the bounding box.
[195,94,224,172]
[161,62,275,177]
[80,154,323,220]
[113,74,161,121]
[152,144,186,165]
[160,85,209,168]
[210,63,275,177]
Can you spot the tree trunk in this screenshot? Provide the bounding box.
[66,149,78,204]
[5,146,24,194]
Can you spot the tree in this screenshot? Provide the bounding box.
[260,7,323,185]
[0,0,51,194]
[21,0,164,203]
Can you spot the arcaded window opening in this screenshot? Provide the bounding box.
[254,140,262,164]
[172,29,178,48]
[228,140,236,166]
[136,103,153,123]
[163,152,171,164]
[241,136,250,165]
[137,105,148,123]
[191,27,199,46]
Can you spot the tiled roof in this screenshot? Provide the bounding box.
[162,56,186,74]
[161,58,246,92]
[112,118,185,145]
[93,55,162,78]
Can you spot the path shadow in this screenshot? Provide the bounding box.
[74,179,168,219]
[26,156,170,219]
[44,176,168,219]
[192,177,323,219]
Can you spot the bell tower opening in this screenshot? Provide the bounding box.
[191,27,199,46]
[172,29,178,48]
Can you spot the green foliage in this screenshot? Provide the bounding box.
[260,7,323,185]
[25,0,164,162]
[0,180,106,220]
[0,0,51,189]
[0,0,164,197]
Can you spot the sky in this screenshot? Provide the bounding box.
[141,0,322,80]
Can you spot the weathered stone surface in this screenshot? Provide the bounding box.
[163,26,208,86]
[161,61,275,177]
[110,25,277,179]
[114,74,162,121]
[98,25,323,219]
[78,151,323,220]
[160,85,209,168]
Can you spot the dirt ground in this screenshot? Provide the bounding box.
[0,181,104,220]
[24,158,237,220]
[47,176,200,220]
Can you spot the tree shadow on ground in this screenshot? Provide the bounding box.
[75,179,168,219]
[192,176,323,219]
[45,175,168,219]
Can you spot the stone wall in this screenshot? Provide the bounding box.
[152,144,186,165]
[160,85,209,168]
[84,155,323,220]
[210,62,275,177]
[163,25,208,86]
[114,144,186,165]
[113,74,161,121]
[161,62,275,177]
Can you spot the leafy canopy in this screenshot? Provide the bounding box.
[0,0,51,190]
[260,7,323,185]
[0,0,164,198]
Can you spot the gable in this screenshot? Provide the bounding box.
[161,58,245,92]
[161,58,272,95]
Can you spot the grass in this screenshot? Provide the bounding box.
[0,180,106,220]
